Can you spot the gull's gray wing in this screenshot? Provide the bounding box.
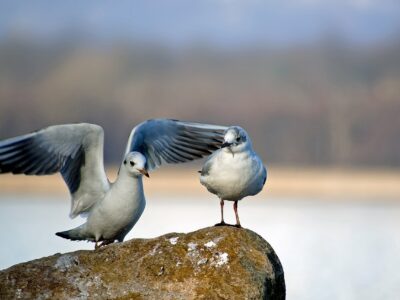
[0,123,110,218]
[125,119,228,170]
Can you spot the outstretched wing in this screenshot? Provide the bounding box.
[125,119,228,170]
[0,123,110,218]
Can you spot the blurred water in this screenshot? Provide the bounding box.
[0,196,399,300]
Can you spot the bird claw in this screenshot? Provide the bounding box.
[214,222,242,228]
[94,240,115,250]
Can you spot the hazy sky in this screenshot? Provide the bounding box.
[0,0,399,46]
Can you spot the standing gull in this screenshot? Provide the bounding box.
[200,126,267,227]
[0,119,227,248]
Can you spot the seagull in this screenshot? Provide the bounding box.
[0,119,227,249]
[199,126,267,228]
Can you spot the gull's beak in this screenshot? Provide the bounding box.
[139,169,150,178]
[221,142,232,149]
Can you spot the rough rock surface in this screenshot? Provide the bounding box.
[0,226,285,299]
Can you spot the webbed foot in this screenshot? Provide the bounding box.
[214,221,227,226]
[94,240,115,250]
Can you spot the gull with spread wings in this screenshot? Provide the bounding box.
[0,119,227,249]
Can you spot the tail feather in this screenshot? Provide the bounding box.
[55,226,88,241]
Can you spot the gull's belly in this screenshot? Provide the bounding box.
[201,152,264,201]
[207,171,251,200]
[87,193,145,240]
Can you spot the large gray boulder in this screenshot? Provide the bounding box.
[0,226,285,299]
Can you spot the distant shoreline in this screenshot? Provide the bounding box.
[1,166,399,201]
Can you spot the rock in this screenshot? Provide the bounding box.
[0,226,285,299]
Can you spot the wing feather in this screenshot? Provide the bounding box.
[0,123,109,218]
[125,119,228,170]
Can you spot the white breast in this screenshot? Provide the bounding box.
[200,149,265,201]
[85,174,146,241]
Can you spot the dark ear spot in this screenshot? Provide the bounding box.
[123,160,127,165]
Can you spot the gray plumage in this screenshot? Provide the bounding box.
[125,119,226,170]
[0,119,227,248]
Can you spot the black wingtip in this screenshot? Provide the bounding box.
[55,231,70,239]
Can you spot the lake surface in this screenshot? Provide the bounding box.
[0,195,399,300]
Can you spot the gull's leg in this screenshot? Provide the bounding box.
[95,240,114,250]
[215,199,226,226]
[233,200,241,228]
[99,240,115,248]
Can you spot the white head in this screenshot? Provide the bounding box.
[221,126,251,154]
[122,152,149,178]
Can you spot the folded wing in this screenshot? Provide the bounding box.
[0,123,109,218]
[125,119,228,170]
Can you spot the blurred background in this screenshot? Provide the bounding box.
[0,1,399,299]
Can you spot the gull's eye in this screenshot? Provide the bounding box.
[236,136,241,142]
[130,161,135,167]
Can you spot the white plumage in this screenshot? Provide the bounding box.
[200,126,267,227]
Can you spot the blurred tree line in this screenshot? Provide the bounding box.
[0,36,399,166]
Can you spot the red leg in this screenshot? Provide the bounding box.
[215,199,226,226]
[233,201,241,228]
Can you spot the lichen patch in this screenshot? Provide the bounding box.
[169,237,179,245]
[204,241,216,248]
[187,242,197,251]
[54,254,78,272]
[211,252,229,267]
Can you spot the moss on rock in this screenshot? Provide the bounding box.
[0,226,285,299]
